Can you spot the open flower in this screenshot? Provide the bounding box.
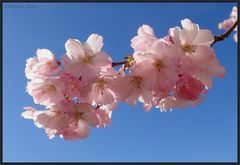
[132,41,179,95]
[21,106,70,139]
[59,102,99,140]
[61,34,112,82]
[26,77,65,107]
[59,72,82,99]
[25,49,60,79]
[169,19,225,88]
[117,74,154,111]
[169,18,215,48]
[80,68,121,106]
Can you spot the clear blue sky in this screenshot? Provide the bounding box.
[3,2,238,162]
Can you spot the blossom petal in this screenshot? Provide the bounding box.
[65,39,85,59]
[192,29,214,46]
[36,49,54,60]
[86,34,104,53]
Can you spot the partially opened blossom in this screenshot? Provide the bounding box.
[174,74,206,101]
[218,19,235,30]
[169,18,225,88]
[61,34,112,82]
[25,49,60,79]
[21,106,70,139]
[26,77,65,107]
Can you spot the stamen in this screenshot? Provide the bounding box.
[154,59,164,71]
[96,79,106,95]
[182,44,195,53]
[81,55,93,64]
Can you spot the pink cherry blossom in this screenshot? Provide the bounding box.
[132,40,179,95]
[169,18,215,48]
[169,19,225,88]
[25,49,60,79]
[59,72,82,99]
[180,45,225,88]
[80,67,122,106]
[22,16,230,140]
[117,75,154,111]
[218,19,234,30]
[26,77,65,107]
[61,34,112,82]
[22,101,102,140]
[21,106,70,139]
[218,6,238,42]
[131,25,157,52]
[59,101,99,140]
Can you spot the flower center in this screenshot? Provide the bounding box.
[47,60,58,69]
[131,76,142,89]
[154,59,164,71]
[73,112,85,121]
[81,55,92,64]
[182,44,195,53]
[47,84,56,92]
[76,112,84,119]
[96,79,106,95]
[70,81,79,91]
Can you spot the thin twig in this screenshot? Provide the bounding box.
[112,61,128,67]
[211,20,239,47]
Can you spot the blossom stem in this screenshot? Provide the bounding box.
[112,61,128,67]
[211,20,239,46]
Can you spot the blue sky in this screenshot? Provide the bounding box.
[3,2,238,162]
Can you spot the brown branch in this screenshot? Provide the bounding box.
[112,55,133,67]
[211,20,239,47]
[112,61,128,67]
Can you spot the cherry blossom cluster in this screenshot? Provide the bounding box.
[219,6,238,42]
[22,19,226,140]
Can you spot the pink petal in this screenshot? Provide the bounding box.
[65,39,85,59]
[138,24,155,36]
[86,34,104,53]
[181,19,199,31]
[75,120,89,139]
[62,127,80,140]
[36,49,54,60]
[192,29,214,46]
